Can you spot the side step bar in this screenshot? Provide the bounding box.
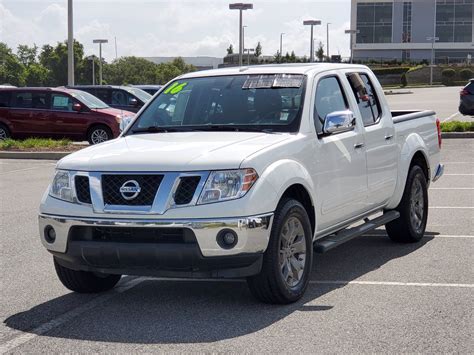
[313,211,400,253]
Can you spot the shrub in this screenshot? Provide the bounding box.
[440,121,474,132]
[459,68,473,81]
[441,68,456,85]
[372,67,411,75]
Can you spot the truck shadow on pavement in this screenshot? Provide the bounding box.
[5,233,433,344]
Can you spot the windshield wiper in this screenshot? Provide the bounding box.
[132,126,174,134]
[197,125,276,133]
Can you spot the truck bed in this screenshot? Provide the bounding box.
[391,110,436,124]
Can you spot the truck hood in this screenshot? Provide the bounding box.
[58,132,292,172]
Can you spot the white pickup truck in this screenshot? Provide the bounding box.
[39,64,444,304]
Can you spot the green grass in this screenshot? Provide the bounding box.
[0,138,72,150]
[440,121,474,133]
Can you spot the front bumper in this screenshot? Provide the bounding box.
[39,213,273,277]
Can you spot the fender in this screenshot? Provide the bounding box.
[386,132,430,210]
[259,158,316,212]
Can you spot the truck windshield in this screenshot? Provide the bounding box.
[127,74,305,134]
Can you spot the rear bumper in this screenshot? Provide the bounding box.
[39,213,273,278]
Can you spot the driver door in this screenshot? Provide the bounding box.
[311,74,368,231]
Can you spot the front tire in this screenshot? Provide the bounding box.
[247,199,313,304]
[87,125,113,145]
[54,258,121,293]
[386,165,428,243]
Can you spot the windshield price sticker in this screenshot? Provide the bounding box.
[243,74,304,89]
[164,82,188,95]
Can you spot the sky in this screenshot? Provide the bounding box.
[0,0,352,61]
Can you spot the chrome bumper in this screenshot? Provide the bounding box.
[433,163,444,182]
[38,213,273,257]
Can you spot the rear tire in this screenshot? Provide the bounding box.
[87,125,113,145]
[0,123,11,140]
[385,165,428,243]
[247,198,313,304]
[54,257,121,293]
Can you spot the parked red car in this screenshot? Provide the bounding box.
[0,87,135,144]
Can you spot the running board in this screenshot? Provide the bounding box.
[313,211,400,253]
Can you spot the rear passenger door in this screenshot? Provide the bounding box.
[346,71,397,208]
[312,74,368,231]
[10,91,50,136]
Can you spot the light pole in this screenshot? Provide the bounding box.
[427,36,439,85]
[326,23,331,62]
[280,32,285,62]
[245,48,255,65]
[303,20,322,62]
[229,3,253,67]
[93,39,108,85]
[67,0,74,85]
[87,56,96,85]
[345,29,360,63]
[243,25,247,55]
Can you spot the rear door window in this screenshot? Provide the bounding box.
[51,93,74,111]
[347,73,381,126]
[94,89,110,103]
[13,92,49,109]
[0,91,11,108]
[314,76,349,135]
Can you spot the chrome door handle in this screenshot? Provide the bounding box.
[354,142,365,149]
[385,134,394,140]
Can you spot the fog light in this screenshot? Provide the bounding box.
[44,225,56,243]
[217,229,238,249]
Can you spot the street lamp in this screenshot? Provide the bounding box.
[427,36,439,86]
[93,39,108,85]
[87,55,96,85]
[326,23,331,62]
[345,29,360,63]
[245,48,255,65]
[303,20,322,62]
[67,0,74,85]
[243,25,247,54]
[229,3,253,67]
[280,33,285,62]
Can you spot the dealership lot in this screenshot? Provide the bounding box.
[0,138,472,353]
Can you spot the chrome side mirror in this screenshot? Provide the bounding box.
[323,110,355,135]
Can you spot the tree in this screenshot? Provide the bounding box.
[274,50,282,63]
[24,63,50,86]
[0,42,26,86]
[104,56,158,85]
[290,51,296,63]
[284,52,291,63]
[17,44,38,67]
[316,41,325,62]
[255,42,262,57]
[226,44,234,55]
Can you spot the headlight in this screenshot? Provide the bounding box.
[118,115,135,132]
[198,169,258,205]
[49,170,75,202]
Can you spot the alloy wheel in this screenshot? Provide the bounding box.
[279,216,307,288]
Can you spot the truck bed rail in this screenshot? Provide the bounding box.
[392,110,436,124]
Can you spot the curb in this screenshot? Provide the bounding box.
[0,151,71,160]
[441,132,474,139]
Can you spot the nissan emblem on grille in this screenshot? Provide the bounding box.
[119,180,141,200]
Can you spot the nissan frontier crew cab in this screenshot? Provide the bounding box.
[39,64,444,304]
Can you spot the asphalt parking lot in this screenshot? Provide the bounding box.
[0,138,472,353]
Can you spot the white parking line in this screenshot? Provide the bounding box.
[310,280,474,288]
[442,112,460,122]
[0,165,55,175]
[443,174,474,176]
[0,277,145,354]
[430,188,474,190]
[363,234,474,239]
[430,206,474,209]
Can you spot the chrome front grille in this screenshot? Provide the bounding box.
[70,171,209,214]
[102,174,163,206]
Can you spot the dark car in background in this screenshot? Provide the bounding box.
[131,85,163,95]
[459,79,474,115]
[0,87,135,144]
[69,85,152,113]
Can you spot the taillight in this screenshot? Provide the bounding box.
[436,118,442,149]
[460,89,469,96]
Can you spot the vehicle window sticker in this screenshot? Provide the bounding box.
[164,82,188,95]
